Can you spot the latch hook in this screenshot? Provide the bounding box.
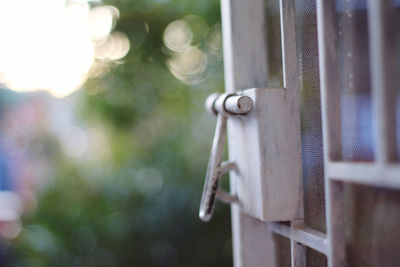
[199,93,253,222]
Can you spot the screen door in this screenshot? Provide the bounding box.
[220,0,400,266]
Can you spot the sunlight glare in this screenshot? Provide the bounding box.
[0,0,124,98]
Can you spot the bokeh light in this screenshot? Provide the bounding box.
[59,126,88,158]
[163,20,193,52]
[95,31,131,61]
[88,5,119,44]
[163,16,213,84]
[0,0,129,98]
[167,46,208,83]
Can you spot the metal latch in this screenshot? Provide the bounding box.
[199,92,253,222]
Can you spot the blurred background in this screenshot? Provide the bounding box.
[0,0,232,266]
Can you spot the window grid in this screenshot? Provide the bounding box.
[222,0,399,266]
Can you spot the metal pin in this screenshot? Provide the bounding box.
[205,93,253,116]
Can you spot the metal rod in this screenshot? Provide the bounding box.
[218,161,238,175]
[217,188,238,204]
[199,114,227,222]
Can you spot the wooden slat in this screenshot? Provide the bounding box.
[291,242,306,267]
[279,0,305,266]
[279,0,303,221]
[316,0,341,162]
[368,0,398,163]
[231,206,278,267]
[269,222,328,255]
[329,180,346,267]
[220,0,273,266]
[221,0,268,94]
[316,0,344,266]
[327,162,400,189]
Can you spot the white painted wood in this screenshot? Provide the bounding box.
[276,0,302,222]
[221,0,278,266]
[368,0,398,163]
[316,0,342,162]
[231,206,278,267]
[221,0,268,94]
[268,222,328,255]
[327,162,400,189]
[221,0,302,265]
[327,180,346,267]
[291,241,306,267]
[222,0,301,223]
[279,1,306,266]
[316,1,345,266]
[229,87,302,221]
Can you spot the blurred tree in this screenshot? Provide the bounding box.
[8,0,232,266]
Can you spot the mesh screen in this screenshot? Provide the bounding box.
[344,183,400,267]
[295,0,326,234]
[306,247,327,267]
[336,0,375,161]
[393,3,400,159]
[264,0,283,88]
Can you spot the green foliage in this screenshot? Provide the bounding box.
[9,0,232,266]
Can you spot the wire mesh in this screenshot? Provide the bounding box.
[392,3,400,159]
[306,247,328,267]
[264,0,283,88]
[336,0,375,161]
[295,0,326,234]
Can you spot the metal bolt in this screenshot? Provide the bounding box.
[225,95,253,114]
[205,93,253,116]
